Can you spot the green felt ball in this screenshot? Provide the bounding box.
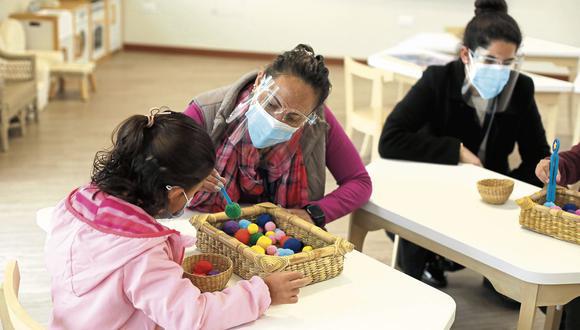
[225,203,242,219]
[249,232,264,246]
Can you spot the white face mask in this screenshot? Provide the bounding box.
[164,185,193,219]
[244,99,298,149]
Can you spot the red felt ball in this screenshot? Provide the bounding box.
[234,229,251,245]
[278,236,290,248]
[194,260,213,275]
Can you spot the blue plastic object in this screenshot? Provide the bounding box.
[544,138,560,206]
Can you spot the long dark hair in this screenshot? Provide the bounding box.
[264,44,332,110]
[463,0,522,51]
[91,110,215,216]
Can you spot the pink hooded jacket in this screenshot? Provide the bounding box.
[45,185,271,329]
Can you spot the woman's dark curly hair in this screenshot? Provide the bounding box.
[264,44,332,110]
[91,110,215,216]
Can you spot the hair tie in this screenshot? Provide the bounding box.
[146,107,161,128]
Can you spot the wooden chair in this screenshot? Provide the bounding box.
[0,260,44,330]
[344,57,394,162]
[0,49,38,152]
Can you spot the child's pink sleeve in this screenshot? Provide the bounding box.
[123,244,271,329]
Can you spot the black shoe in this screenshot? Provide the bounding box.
[482,278,520,310]
[421,262,448,288]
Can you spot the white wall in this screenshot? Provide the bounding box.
[124,0,580,58]
[0,0,31,21]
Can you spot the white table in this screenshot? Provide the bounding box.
[348,159,580,330]
[37,207,456,329]
[368,48,574,144]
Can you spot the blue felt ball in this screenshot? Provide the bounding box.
[283,238,303,253]
[222,220,240,236]
[277,248,294,256]
[256,213,273,228]
[562,203,578,212]
[238,219,251,229]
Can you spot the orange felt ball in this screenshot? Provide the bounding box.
[193,260,213,275]
[234,229,250,245]
[278,236,290,248]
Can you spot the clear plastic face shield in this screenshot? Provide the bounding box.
[462,47,524,113]
[226,75,318,149]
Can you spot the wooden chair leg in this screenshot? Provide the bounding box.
[17,110,26,136]
[80,76,89,102]
[0,114,9,152]
[89,73,97,92]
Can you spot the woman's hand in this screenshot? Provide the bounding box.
[535,159,560,184]
[459,144,482,167]
[200,169,226,193]
[263,271,311,305]
[286,208,314,224]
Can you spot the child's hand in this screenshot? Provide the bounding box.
[200,169,226,193]
[263,271,312,305]
[535,159,560,184]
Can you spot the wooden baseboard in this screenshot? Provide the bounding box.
[122,43,346,65]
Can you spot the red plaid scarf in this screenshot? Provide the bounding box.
[191,94,309,212]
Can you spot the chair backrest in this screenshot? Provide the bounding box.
[0,260,44,330]
[444,26,465,39]
[0,19,27,53]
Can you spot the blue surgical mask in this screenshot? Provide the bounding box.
[245,101,298,149]
[469,63,511,100]
[164,185,193,219]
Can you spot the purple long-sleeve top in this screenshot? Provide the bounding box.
[556,143,580,185]
[184,103,372,223]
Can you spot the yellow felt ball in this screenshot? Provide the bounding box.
[265,231,276,237]
[302,245,313,252]
[250,245,265,255]
[247,223,259,235]
[257,236,273,249]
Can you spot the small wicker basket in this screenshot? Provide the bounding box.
[477,179,515,205]
[182,253,233,292]
[516,187,580,245]
[190,203,354,285]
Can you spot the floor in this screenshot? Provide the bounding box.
[0,51,551,329]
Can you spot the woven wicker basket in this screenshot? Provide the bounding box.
[190,203,354,284]
[182,253,233,292]
[477,179,515,205]
[516,187,580,245]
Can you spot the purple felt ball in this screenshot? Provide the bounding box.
[283,238,303,253]
[222,220,240,236]
[207,269,220,276]
[264,221,276,232]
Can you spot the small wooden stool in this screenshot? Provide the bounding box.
[50,62,96,101]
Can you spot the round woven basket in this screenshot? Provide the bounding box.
[182,253,233,292]
[477,179,515,205]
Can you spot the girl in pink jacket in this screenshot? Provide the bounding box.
[45,109,310,330]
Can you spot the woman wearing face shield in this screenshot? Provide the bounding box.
[183,44,372,228]
[378,0,550,289]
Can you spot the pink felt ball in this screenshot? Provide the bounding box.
[266,245,278,255]
[268,235,277,245]
[550,206,562,210]
[274,230,286,241]
[576,209,580,215]
[264,221,276,232]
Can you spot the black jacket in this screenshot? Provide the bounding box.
[378,60,550,186]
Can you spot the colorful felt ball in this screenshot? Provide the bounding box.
[302,245,313,252]
[266,245,278,255]
[267,235,277,245]
[222,220,240,236]
[257,236,273,249]
[207,269,220,276]
[283,237,303,253]
[278,236,290,248]
[277,248,294,256]
[264,221,276,232]
[247,223,259,235]
[544,202,556,208]
[274,229,286,241]
[193,260,213,275]
[265,230,275,237]
[251,245,265,255]
[576,209,580,216]
[234,229,250,245]
[249,232,264,246]
[256,213,273,228]
[562,203,578,212]
[551,206,562,210]
[238,219,251,229]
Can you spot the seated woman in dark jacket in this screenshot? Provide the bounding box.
[378,0,550,287]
